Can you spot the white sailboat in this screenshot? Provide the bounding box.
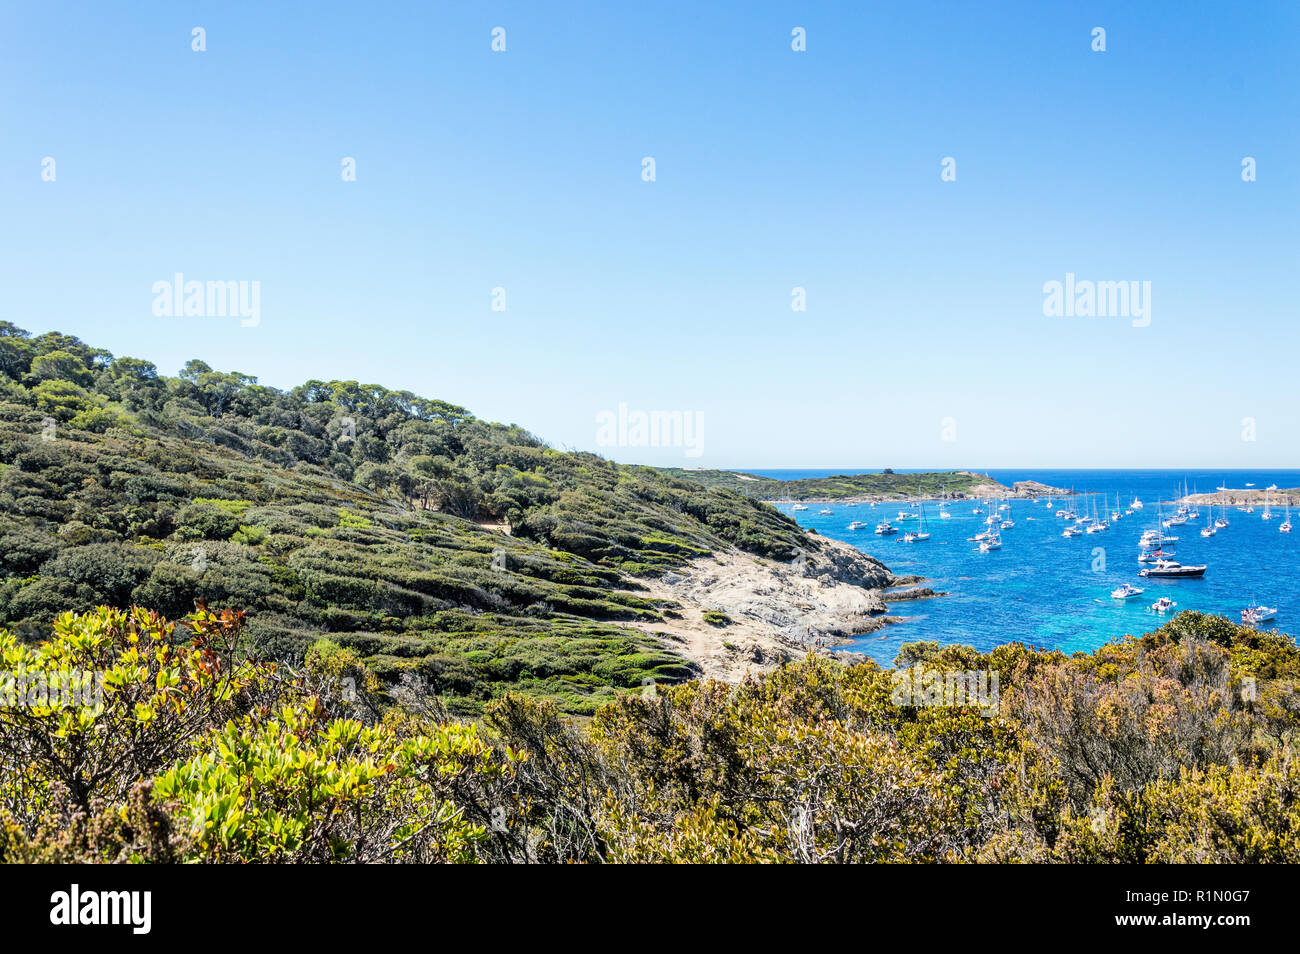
[1215,495,1229,529]
[1164,488,1187,526]
[1086,494,1108,533]
[1281,499,1292,533]
[904,501,931,542]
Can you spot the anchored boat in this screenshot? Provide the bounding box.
[904,501,931,541]
[1139,560,1207,579]
[1241,605,1278,625]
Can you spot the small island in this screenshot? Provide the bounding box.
[1181,487,1299,507]
[663,469,1071,503]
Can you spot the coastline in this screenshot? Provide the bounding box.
[1180,488,1299,506]
[627,537,915,681]
[644,477,1294,684]
[761,480,1071,505]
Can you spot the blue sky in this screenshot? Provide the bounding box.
[2,1,1297,468]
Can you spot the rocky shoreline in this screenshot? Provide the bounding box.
[1181,489,1299,506]
[661,479,1083,680]
[628,536,915,682]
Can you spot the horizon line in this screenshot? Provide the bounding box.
[661,465,1300,473]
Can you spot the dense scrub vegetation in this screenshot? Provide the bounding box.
[5,324,1289,863]
[1,606,1295,863]
[661,468,1000,500]
[0,324,834,713]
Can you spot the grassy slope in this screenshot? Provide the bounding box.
[0,326,855,715]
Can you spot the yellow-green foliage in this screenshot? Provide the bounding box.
[153,701,513,863]
[192,498,254,517]
[336,508,372,529]
[0,607,1297,864]
[0,604,272,823]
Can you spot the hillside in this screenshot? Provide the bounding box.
[0,324,892,714]
[1,325,1297,866]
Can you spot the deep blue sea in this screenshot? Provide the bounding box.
[748,469,1300,665]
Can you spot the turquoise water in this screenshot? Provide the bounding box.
[760,469,1300,665]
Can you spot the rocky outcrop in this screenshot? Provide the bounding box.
[883,586,941,602]
[1182,489,1298,506]
[1011,480,1069,497]
[801,535,895,589]
[627,537,895,682]
[963,478,1068,498]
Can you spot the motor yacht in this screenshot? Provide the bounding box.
[1241,605,1278,625]
[1111,583,1145,600]
[1139,560,1207,579]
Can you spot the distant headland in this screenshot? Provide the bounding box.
[661,469,1070,503]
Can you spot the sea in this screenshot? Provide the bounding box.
[748,469,1300,666]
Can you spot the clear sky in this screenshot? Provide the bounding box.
[2,1,1296,468]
